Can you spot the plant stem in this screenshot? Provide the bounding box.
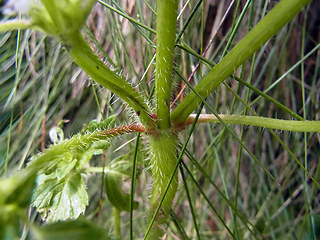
[155,0,178,130]
[145,2,179,238]
[184,114,320,132]
[147,132,178,239]
[171,0,312,126]
[113,207,121,239]
[63,31,155,129]
[130,133,141,240]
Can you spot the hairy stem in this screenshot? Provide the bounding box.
[144,1,179,238]
[63,31,155,129]
[184,114,320,132]
[147,132,178,239]
[155,0,179,130]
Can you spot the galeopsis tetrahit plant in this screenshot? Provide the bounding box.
[0,0,318,239]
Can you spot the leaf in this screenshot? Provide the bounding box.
[81,115,117,133]
[105,160,138,212]
[34,217,112,240]
[32,172,88,222]
[0,169,36,208]
[31,116,117,222]
[0,169,36,240]
[0,223,20,240]
[29,115,117,172]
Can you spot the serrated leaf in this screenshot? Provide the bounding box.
[34,217,111,240]
[30,116,118,222]
[28,115,117,173]
[32,173,88,222]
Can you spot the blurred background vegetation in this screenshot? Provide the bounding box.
[0,0,319,239]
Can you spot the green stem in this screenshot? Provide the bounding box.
[63,31,155,129]
[146,2,179,237]
[155,0,179,129]
[130,133,141,240]
[171,0,312,126]
[147,133,178,239]
[113,207,121,239]
[184,114,320,132]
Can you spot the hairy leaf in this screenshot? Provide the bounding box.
[31,116,116,222]
[32,171,88,222]
[82,115,117,133]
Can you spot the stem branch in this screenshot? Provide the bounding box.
[171,0,312,126]
[184,114,320,132]
[64,31,155,129]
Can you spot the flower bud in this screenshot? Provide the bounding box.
[3,0,96,37]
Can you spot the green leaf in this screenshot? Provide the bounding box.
[0,170,36,240]
[0,169,36,208]
[29,115,116,171]
[105,159,138,212]
[34,217,111,240]
[30,116,118,222]
[82,115,117,133]
[32,172,88,222]
[0,223,20,240]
